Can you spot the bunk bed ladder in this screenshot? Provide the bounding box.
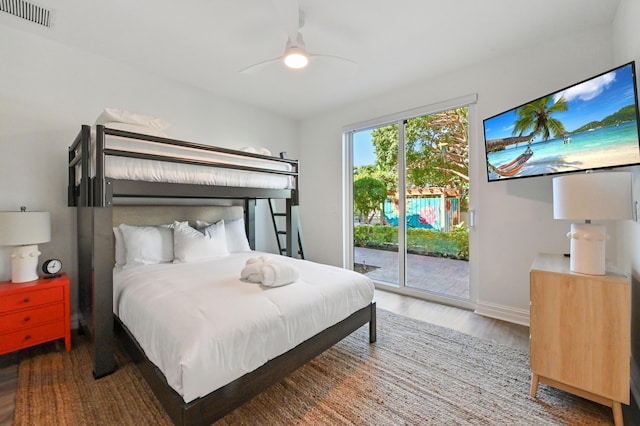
[268,198,304,259]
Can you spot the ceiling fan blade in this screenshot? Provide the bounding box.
[239,57,282,74]
[309,53,358,68]
[240,52,358,75]
[241,1,357,75]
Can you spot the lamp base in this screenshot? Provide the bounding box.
[567,223,606,275]
[10,244,41,283]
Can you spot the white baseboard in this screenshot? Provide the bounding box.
[631,355,640,410]
[474,300,530,326]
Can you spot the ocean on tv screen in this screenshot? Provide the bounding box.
[486,120,640,180]
[484,62,640,181]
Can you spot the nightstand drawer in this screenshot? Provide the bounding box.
[0,274,71,355]
[0,303,64,333]
[0,321,65,354]
[0,286,63,313]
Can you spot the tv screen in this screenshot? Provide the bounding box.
[483,62,640,182]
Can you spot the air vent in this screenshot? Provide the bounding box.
[0,0,53,28]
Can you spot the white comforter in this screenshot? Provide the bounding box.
[113,252,374,403]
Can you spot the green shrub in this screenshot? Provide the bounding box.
[353,177,387,224]
[354,224,468,260]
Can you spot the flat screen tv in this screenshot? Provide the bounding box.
[483,62,640,182]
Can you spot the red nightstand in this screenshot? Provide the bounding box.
[0,273,71,355]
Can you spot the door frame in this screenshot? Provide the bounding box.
[343,94,478,310]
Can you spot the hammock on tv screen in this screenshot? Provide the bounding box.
[489,146,533,177]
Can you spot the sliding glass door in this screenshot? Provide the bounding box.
[353,126,399,286]
[348,98,474,308]
[403,109,470,300]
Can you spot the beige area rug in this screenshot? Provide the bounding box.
[15,309,612,425]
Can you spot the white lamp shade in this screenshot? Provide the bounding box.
[552,172,632,221]
[0,211,51,246]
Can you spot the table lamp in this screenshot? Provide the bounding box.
[552,171,632,275]
[0,207,51,283]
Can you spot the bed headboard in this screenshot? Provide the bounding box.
[112,205,244,227]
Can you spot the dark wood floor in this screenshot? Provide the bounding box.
[0,353,17,426]
[0,289,637,425]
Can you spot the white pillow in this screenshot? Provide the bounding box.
[101,121,168,138]
[96,107,170,130]
[118,223,177,267]
[223,219,252,252]
[173,221,229,263]
[257,147,272,156]
[239,146,272,156]
[113,227,126,267]
[196,218,251,253]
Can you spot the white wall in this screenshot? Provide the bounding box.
[0,25,298,313]
[0,14,627,327]
[299,25,615,323]
[613,0,640,404]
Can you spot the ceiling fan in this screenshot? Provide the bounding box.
[240,0,356,74]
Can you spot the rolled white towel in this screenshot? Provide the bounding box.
[245,256,275,266]
[240,263,263,283]
[241,256,277,282]
[260,262,299,287]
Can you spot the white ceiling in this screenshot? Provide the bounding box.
[0,0,621,120]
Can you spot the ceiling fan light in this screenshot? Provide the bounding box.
[283,47,309,69]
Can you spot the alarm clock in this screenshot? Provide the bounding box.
[42,259,63,278]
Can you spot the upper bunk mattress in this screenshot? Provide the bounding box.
[76,129,294,189]
[113,252,375,403]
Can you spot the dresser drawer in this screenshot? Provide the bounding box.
[0,274,71,355]
[0,287,63,313]
[0,321,65,354]
[0,303,64,333]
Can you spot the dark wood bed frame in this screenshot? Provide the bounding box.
[68,125,377,425]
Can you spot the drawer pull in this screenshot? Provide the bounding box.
[24,316,30,322]
[23,297,30,303]
[24,335,31,340]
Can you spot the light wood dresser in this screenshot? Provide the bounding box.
[530,253,630,426]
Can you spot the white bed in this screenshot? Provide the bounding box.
[71,133,366,423]
[113,252,375,403]
[75,127,294,189]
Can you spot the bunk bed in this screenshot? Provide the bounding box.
[67,124,377,425]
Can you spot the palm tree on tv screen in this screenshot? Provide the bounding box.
[513,95,568,142]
